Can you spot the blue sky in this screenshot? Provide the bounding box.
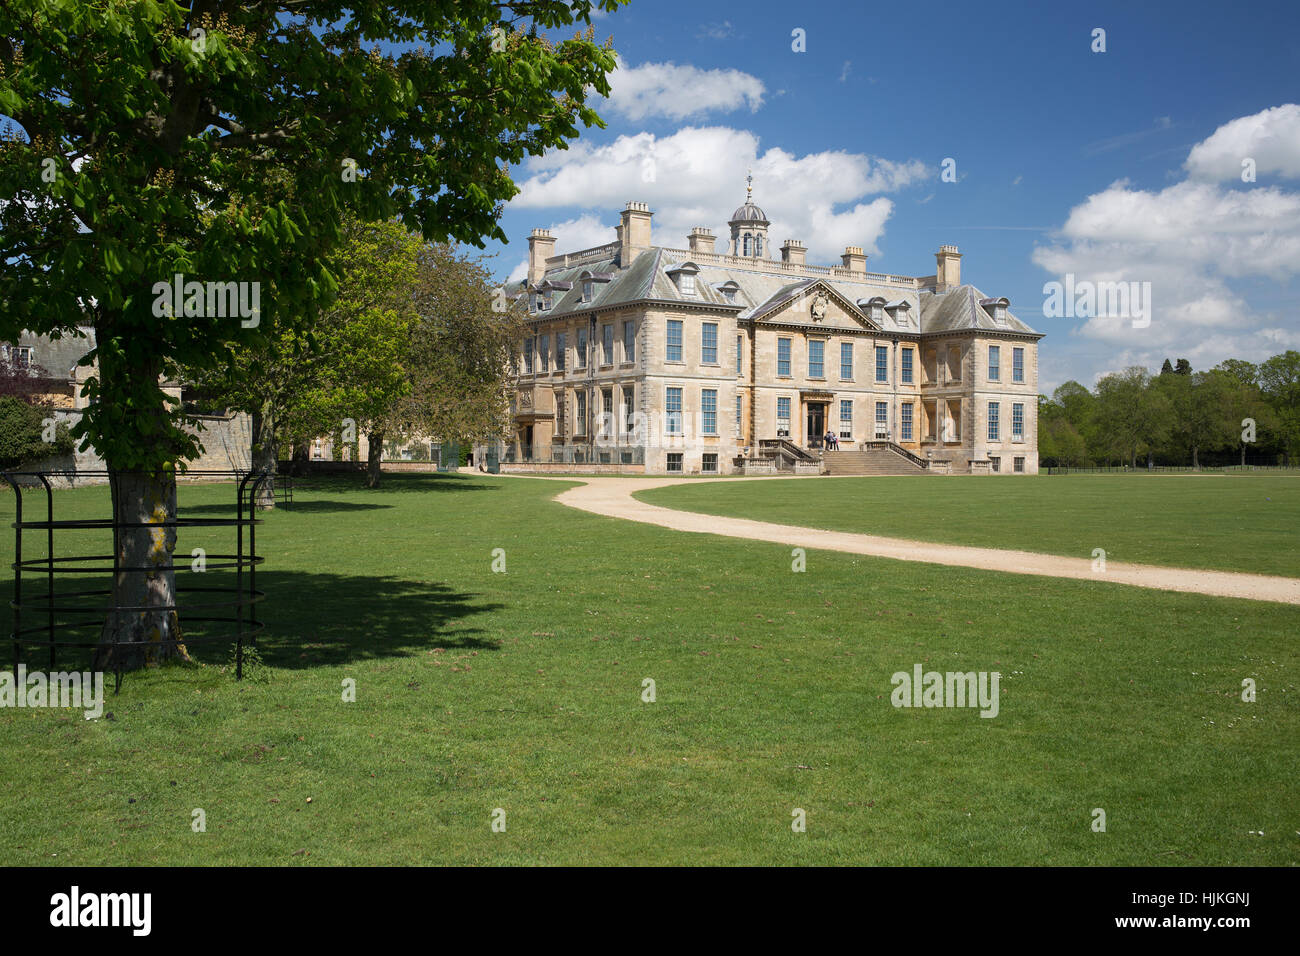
[484,0,1300,393]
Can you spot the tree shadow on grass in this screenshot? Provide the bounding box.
[180,500,394,516]
[250,570,504,669]
[10,570,503,675]
[283,473,504,496]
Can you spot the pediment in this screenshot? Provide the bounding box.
[750,280,881,332]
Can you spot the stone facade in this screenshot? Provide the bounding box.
[507,194,1044,475]
[2,328,252,479]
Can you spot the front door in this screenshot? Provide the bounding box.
[807,402,825,448]
[522,425,534,459]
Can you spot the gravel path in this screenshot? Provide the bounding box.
[539,474,1300,605]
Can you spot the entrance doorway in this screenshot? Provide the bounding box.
[522,425,534,459]
[806,402,826,448]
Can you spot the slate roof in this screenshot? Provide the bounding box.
[516,248,1042,338]
[919,285,1041,336]
[729,201,769,223]
[7,327,96,379]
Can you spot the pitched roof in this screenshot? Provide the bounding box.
[517,249,1042,338]
[919,285,1041,336]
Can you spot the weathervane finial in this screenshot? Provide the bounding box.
[746,168,753,201]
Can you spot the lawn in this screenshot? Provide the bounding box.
[636,474,1300,577]
[0,473,1296,865]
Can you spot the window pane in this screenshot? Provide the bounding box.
[988,345,1000,381]
[840,342,853,379]
[667,320,683,362]
[875,345,889,383]
[624,321,635,362]
[777,338,791,376]
[701,388,717,434]
[808,340,824,378]
[988,401,1000,441]
[666,387,683,434]
[902,349,913,384]
[702,323,718,364]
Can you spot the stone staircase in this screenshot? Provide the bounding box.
[823,443,929,476]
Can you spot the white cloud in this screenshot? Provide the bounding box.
[599,57,764,121]
[505,213,619,284]
[1033,106,1300,367]
[695,21,734,41]
[512,126,928,262]
[1185,103,1300,181]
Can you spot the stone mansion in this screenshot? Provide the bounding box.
[505,186,1043,476]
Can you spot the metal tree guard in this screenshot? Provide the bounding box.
[3,469,268,691]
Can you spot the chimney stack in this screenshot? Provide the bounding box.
[840,245,867,275]
[528,228,556,285]
[781,239,806,266]
[619,201,653,265]
[687,227,716,255]
[935,244,962,292]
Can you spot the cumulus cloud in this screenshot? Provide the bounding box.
[504,213,617,283]
[1185,103,1300,181]
[598,57,764,121]
[512,126,928,262]
[1032,105,1300,365]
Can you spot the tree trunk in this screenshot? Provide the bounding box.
[92,469,190,673]
[366,429,384,488]
[1192,445,1200,469]
[1241,444,1246,467]
[290,442,310,476]
[250,400,277,510]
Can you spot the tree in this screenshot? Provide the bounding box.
[1094,367,1172,467]
[373,242,524,486]
[1214,358,1259,390]
[1050,380,1098,460]
[1160,358,1174,376]
[0,395,74,467]
[189,216,424,499]
[1,0,623,670]
[1259,350,1300,461]
[1164,370,1235,468]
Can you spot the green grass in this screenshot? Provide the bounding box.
[636,474,1300,577]
[0,473,1296,865]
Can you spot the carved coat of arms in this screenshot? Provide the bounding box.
[810,292,828,321]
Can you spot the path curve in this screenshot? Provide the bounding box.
[538,474,1300,606]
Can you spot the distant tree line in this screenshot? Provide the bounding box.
[1038,351,1300,468]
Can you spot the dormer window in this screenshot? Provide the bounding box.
[542,289,553,311]
[980,297,1010,326]
[666,262,701,297]
[858,296,887,323]
[582,280,593,302]
[715,280,741,305]
[885,300,913,328]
